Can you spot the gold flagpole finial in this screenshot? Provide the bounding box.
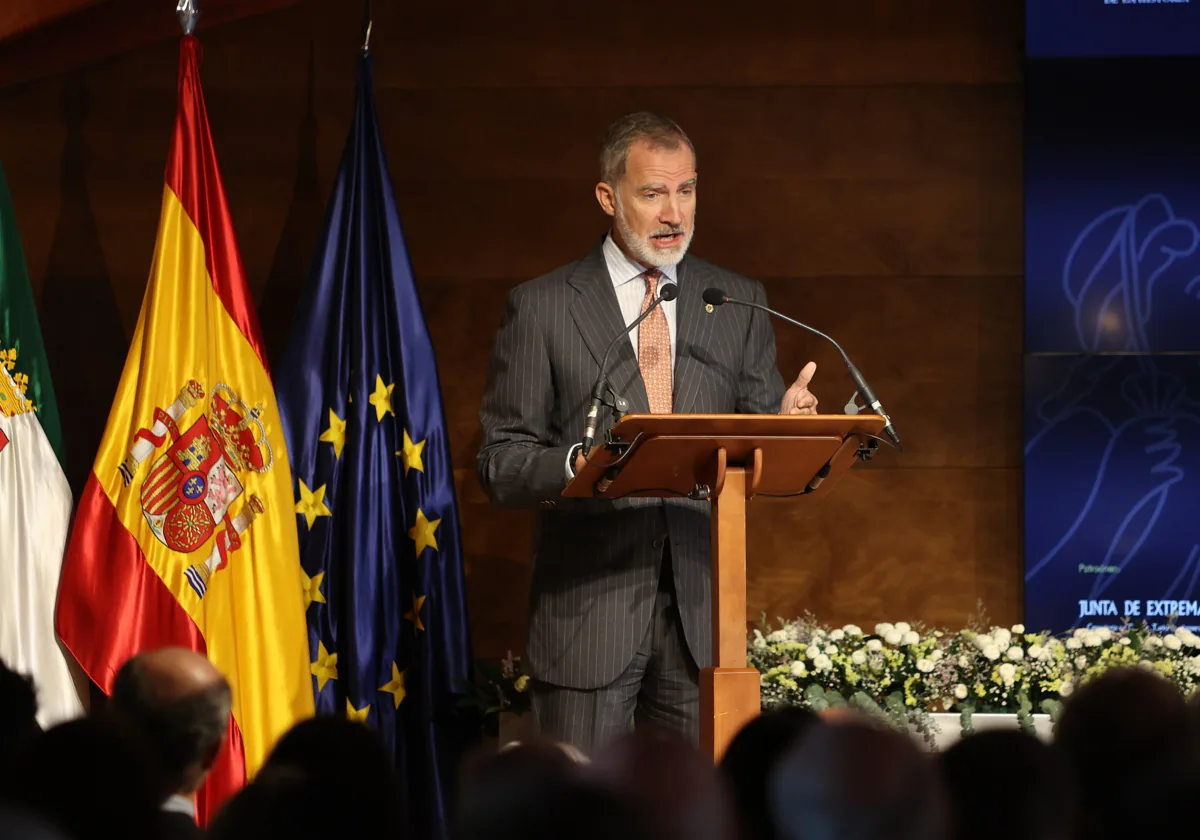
[361,0,373,53]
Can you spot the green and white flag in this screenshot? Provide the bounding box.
[0,160,85,727]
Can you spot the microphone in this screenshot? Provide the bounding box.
[581,281,679,457]
[702,287,901,447]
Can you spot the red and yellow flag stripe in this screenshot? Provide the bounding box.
[56,36,312,824]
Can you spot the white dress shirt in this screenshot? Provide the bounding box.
[566,234,681,478]
[162,793,195,818]
[601,233,679,369]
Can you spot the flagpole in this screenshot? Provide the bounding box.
[177,0,199,35]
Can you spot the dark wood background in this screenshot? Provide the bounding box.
[0,0,1025,660]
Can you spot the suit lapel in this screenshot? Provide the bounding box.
[672,256,717,414]
[568,242,650,414]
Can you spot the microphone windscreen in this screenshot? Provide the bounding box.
[659,282,679,302]
[702,287,727,306]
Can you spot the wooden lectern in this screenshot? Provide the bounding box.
[563,413,887,762]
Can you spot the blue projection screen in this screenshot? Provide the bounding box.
[1024,58,1200,633]
[1025,61,1200,354]
[1024,355,1200,632]
[1028,0,1200,58]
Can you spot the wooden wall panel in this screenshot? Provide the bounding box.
[0,0,1024,661]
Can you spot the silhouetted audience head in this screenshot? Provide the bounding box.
[720,707,819,840]
[454,739,649,840]
[3,713,161,840]
[207,766,340,840]
[110,646,231,801]
[0,660,40,761]
[255,715,405,835]
[1055,666,1197,840]
[0,804,72,840]
[591,726,735,840]
[1185,688,1200,756]
[940,730,1079,840]
[770,714,946,840]
[265,714,398,784]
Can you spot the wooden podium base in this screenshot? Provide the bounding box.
[699,666,761,762]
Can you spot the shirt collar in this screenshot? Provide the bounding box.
[162,793,195,817]
[603,233,678,288]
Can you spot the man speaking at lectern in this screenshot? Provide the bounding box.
[477,112,819,752]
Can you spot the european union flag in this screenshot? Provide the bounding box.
[276,50,475,839]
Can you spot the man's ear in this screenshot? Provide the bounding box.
[595,181,617,217]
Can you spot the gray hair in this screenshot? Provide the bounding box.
[111,657,231,789]
[599,112,695,186]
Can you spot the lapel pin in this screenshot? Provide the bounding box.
[705,304,714,314]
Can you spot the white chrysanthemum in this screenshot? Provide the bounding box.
[813,654,832,671]
[1095,627,1112,641]
[767,630,789,643]
[1119,637,1131,646]
[884,630,903,645]
[824,644,839,656]
[1075,655,1087,669]
[1144,636,1163,649]
[1066,638,1082,650]
[1006,646,1024,661]
[1028,644,1045,660]
[753,630,768,650]
[843,624,863,637]
[974,634,994,650]
[983,645,1001,661]
[1165,635,1182,651]
[998,663,1016,684]
[894,622,912,634]
[1012,624,1025,634]
[931,649,944,662]
[917,658,934,673]
[1083,633,1102,648]
[902,631,920,646]
[1060,680,1074,697]
[829,629,845,641]
[993,629,1012,649]
[875,623,894,636]
[851,650,867,666]
[790,660,808,678]
[1138,660,1156,671]
[867,639,883,652]
[958,655,971,668]
[953,684,969,700]
[1074,627,1089,638]
[806,645,821,659]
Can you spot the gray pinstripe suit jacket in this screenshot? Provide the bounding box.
[477,239,786,690]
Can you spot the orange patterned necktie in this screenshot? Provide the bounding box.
[638,269,673,413]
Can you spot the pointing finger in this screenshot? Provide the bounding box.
[793,361,817,389]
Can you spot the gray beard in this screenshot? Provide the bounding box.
[614,198,694,268]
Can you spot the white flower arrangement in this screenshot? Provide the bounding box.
[749,612,1200,744]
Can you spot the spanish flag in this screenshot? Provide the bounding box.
[55,36,312,823]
